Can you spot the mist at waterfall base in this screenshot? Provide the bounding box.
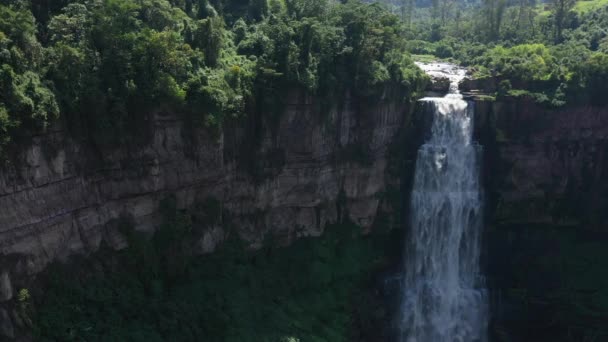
[398,63,488,342]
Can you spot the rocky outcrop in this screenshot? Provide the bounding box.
[459,76,497,94]
[0,89,411,307]
[426,75,450,94]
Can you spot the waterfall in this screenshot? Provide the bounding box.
[399,63,488,342]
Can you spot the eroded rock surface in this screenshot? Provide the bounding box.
[0,89,410,297]
[428,75,450,93]
[475,99,608,228]
[475,97,608,342]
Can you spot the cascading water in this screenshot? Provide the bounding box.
[399,63,488,342]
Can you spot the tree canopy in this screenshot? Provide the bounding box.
[0,0,428,154]
[378,0,608,106]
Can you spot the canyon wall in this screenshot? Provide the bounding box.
[3,76,607,341]
[475,98,608,228]
[474,97,608,341]
[0,89,411,314]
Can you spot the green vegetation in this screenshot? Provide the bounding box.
[377,0,608,106]
[0,4,59,148]
[2,0,604,151]
[3,0,608,340]
[488,226,608,341]
[33,199,401,341]
[573,0,608,14]
[0,0,428,155]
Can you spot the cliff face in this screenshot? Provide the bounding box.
[474,98,608,341]
[5,78,608,340]
[475,98,608,228]
[0,89,410,305]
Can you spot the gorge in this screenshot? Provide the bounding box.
[1,0,608,340]
[1,64,608,342]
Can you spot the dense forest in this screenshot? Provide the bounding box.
[1,0,607,153]
[0,0,429,155]
[388,0,608,106]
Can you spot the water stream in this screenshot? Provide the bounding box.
[399,63,488,342]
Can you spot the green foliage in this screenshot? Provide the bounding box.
[579,52,608,105]
[17,288,31,303]
[497,79,512,97]
[573,0,608,13]
[45,0,203,144]
[551,0,577,42]
[0,65,59,124]
[454,41,608,106]
[389,0,608,105]
[490,226,608,341]
[481,44,557,82]
[232,0,429,102]
[34,214,395,341]
[0,3,58,154]
[0,4,40,65]
[186,54,256,130]
[194,16,225,67]
[0,0,425,152]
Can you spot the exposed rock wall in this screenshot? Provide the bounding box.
[474,98,608,228]
[474,97,608,341]
[0,89,411,306]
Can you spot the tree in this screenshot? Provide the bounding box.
[516,0,536,35]
[439,0,455,27]
[400,0,414,28]
[551,0,575,43]
[249,0,269,20]
[481,0,507,41]
[47,3,89,45]
[194,16,225,67]
[0,4,58,153]
[583,52,608,105]
[198,0,217,18]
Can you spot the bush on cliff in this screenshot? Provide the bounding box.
[579,52,608,105]
[0,4,59,153]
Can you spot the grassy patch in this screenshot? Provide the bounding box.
[535,3,552,18]
[574,0,608,13]
[474,94,497,102]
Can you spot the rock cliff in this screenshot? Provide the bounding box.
[4,76,608,341]
[474,98,608,228]
[474,97,608,341]
[0,89,411,308]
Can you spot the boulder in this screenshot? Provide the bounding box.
[427,75,450,93]
[459,76,497,93]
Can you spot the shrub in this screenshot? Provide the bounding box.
[497,79,512,98]
[482,44,558,82]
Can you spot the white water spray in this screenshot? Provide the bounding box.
[399,63,488,342]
